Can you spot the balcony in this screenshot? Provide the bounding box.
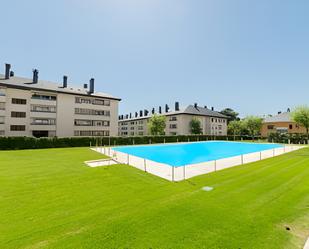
[30,98,57,106]
[30,111,57,119]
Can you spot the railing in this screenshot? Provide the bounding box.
[92,145,303,182]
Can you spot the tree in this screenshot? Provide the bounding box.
[220,108,239,123]
[148,114,166,135]
[228,120,243,139]
[243,116,263,140]
[190,118,202,135]
[291,106,309,140]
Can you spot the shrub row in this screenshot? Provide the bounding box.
[0,135,263,150]
[268,133,309,144]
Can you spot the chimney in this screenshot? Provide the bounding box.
[165,104,169,113]
[211,107,214,111]
[118,115,121,120]
[159,106,162,114]
[126,114,129,119]
[287,108,290,112]
[32,69,39,83]
[140,110,143,117]
[83,83,88,89]
[194,103,198,108]
[89,78,94,94]
[5,64,11,79]
[204,105,207,109]
[130,113,132,118]
[10,71,14,77]
[152,108,155,114]
[63,75,68,88]
[278,111,282,114]
[135,112,138,118]
[175,102,180,111]
[144,110,148,116]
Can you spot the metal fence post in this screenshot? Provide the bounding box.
[214,160,217,171]
[241,154,244,165]
[127,154,129,165]
[144,159,147,172]
[172,167,174,182]
[273,148,275,157]
[183,165,186,180]
[260,151,262,160]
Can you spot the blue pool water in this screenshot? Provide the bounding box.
[113,141,283,167]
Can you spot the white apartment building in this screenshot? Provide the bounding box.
[118,103,228,136]
[0,64,120,137]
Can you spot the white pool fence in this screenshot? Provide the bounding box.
[92,145,304,182]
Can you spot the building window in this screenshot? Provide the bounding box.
[10,125,26,131]
[169,124,177,129]
[75,97,111,106]
[0,130,4,136]
[75,108,110,116]
[31,118,56,125]
[289,124,293,129]
[0,88,5,96]
[31,105,56,113]
[32,94,56,101]
[12,98,27,105]
[74,130,110,136]
[74,119,110,126]
[11,112,26,118]
[267,125,275,130]
[169,116,177,121]
[0,116,4,124]
[0,102,5,110]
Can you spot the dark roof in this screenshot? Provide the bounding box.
[0,74,121,100]
[180,105,228,118]
[119,105,228,121]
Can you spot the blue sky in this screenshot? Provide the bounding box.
[0,0,308,117]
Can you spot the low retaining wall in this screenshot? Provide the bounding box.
[92,145,304,181]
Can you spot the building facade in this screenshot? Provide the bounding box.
[118,103,228,136]
[0,64,120,137]
[261,111,306,137]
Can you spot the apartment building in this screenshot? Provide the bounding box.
[261,109,306,137]
[0,64,120,137]
[118,102,228,136]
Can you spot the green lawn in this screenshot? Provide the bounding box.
[0,147,308,249]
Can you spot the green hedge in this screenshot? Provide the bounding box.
[0,135,266,150]
[268,133,309,144]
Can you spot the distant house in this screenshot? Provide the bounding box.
[118,103,228,136]
[261,110,306,137]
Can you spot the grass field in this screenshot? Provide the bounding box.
[0,147,308,249]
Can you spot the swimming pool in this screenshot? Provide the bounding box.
[112,141,283,167]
